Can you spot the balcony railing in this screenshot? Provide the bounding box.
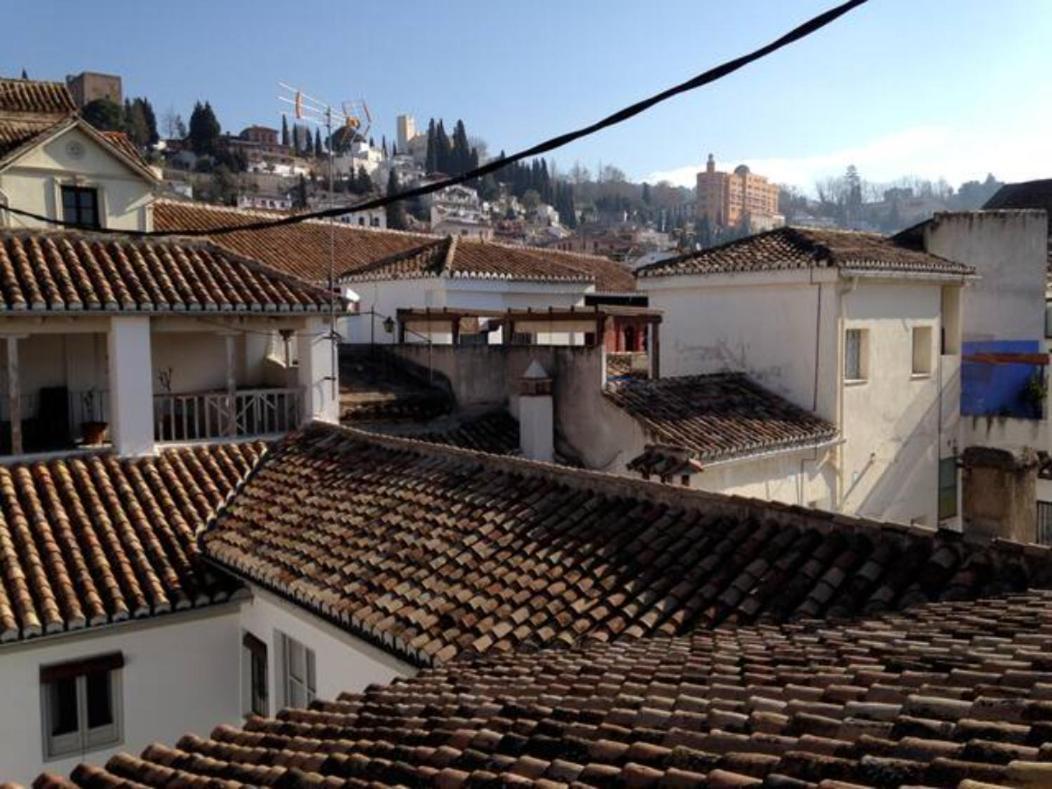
[154,387,302,443]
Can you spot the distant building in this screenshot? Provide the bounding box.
[696,153,782,231]
[65,70,122,108]
[395,114,416,152]
[239,125,279,146]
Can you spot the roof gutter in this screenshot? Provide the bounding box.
[696,435,842,471]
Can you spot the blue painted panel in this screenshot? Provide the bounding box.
[961,339,1043,418]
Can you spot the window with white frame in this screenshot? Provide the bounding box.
[912,326,933,377]
[845,328,868,382]
[40,652,123,760]
[279,632,316,708]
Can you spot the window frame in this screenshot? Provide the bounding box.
[60,185,101,230]
[279,632,316,708]
[40,653,123,761]
[844,327,869,383]
[938,456,958,521]
[242,631,269,717]
[911,325,934,378]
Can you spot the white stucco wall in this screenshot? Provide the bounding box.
[922,210,1048,343]
[237,586,414,713]
[0,605,241,785]
[641,270,961,526]
[689,448,837,508]
[0,124,155,232]
[641,270,839,422]
[342,277,594,346]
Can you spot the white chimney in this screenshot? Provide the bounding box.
[519,360,554,462]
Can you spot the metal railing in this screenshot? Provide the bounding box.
[154,387,302,443]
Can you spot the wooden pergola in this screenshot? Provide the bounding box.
[395,305,664,380]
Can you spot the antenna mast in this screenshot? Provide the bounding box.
[278,84,371,407]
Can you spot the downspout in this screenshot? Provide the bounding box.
[835,275,859,511]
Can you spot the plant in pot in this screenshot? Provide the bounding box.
[1023,370,1048,420]
[80,389,108,445]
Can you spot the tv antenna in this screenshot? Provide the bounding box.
[277,83,372,404]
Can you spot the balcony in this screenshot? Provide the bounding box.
[154,387,302,444]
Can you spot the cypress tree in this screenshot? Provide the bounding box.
[424,118,437,173]
[281,116,290,147]
[434,120,451,174]
[386,170,408,230]
[314,128,323,158]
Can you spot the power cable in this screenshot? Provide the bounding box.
[0,0,867,238]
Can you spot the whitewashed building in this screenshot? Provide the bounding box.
[636,226,975,526]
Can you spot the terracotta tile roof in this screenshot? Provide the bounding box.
[0,117,66,159]
[0,78,77,161]
[153,201,637,292]
[0,442,265,643]
[153,200,436,284]
[39,589,1052,788]
[0,78,76,117]
[0,228,342,313]
[607,373,838,465]
[99,130,153,173]
[369,409,522,455]
[201,422,1052,667]
[637,226,975,279]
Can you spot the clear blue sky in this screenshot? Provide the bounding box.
[7,1,1052,191]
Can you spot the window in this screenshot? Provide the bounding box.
[40,652,123,759]
[844,328,868,382]
[242,632,268,717]
[1045,301,1052,339]
[912,326,933,377]
[938,456,958,520]
[279,633,315,708]
[60,186,100,229]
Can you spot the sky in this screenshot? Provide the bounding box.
[6,0,1052,194]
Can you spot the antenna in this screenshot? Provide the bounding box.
[277,83,372,408]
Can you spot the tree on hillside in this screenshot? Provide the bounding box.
[293,174,308,209]
[641,182,651,205]
[20,68,27,79]
[281,116,290,147]
[162,107,186,140]
[138,98,159,145]
[124,99,151,147]
[314,128,323,158]
[386,170,408,230]
[424,118,437,173]
[82,98,124,132]
[434,120,451,173]
[188,101,220,155]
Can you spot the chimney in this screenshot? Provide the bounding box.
[519,360,554,462]
[961,446,1038,543]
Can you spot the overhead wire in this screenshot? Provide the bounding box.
[0,0,868,238]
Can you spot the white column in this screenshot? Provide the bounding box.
[297,317,338,425]
[108,316,154,456]
[225,333,237,436]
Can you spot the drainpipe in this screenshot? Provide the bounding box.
[835,276,859,511]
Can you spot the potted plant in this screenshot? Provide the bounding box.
[80,389,108,445]
[1023,370,1047,420]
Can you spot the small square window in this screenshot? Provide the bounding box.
[40,653,123,760]
[845,328,868,382]
[60,186,100,229]
[912,326,933,377]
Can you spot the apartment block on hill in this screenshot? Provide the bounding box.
[696,153,783,232]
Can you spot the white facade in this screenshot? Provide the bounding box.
[0,604,242,785]
[342,276,597,347]
[0,122,157,232]
[237,586,414,716]
[641,268,966,526]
